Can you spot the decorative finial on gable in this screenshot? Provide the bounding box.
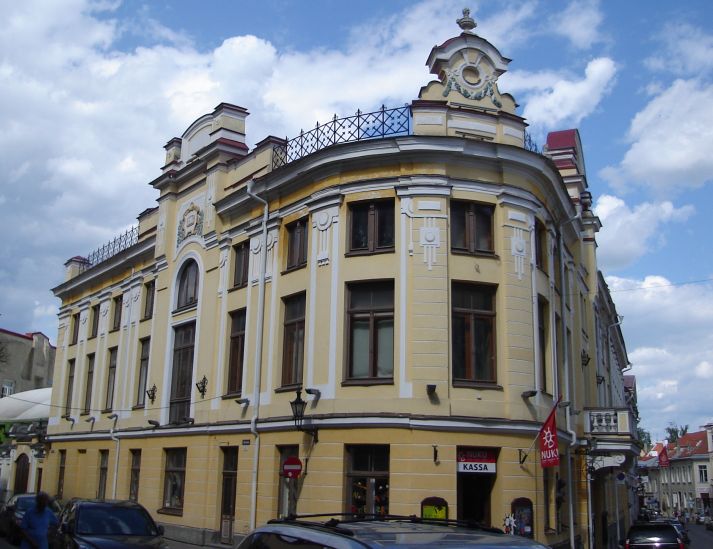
[457,8,476,33]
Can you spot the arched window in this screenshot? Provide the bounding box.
[177,260,199,309]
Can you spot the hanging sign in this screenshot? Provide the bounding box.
[282,456,303,478]
[457,448,497,473]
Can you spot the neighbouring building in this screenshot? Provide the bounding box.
[0,328,55,398]
[44,11,638,549]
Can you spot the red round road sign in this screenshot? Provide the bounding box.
[282,456,303,478]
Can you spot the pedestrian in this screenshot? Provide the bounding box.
[19,492,58,549]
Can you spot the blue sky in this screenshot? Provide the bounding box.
[1,0,712,441]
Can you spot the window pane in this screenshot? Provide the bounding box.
[451,202,467,250]
[350,204,369,250]
[452,314,467,379]
[376,202,394,248]
[475,206,493,251]
[376,319,393,377]
[350,320,370,378]
[474,317,494,381]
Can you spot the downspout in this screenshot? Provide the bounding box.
[558,217,578,549]
[108,414,119,498]
[247,180,268,531]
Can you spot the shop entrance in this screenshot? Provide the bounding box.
[457,472,495,525]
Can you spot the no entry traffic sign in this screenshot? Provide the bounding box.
[282,456,303,478]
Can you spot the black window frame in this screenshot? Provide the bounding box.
[64,360,75,417]
[97,449,109,500]
[281,293,306,388]
[538,296,549,394]
[346,445,390,516]
[285,217,308,271]
[111,295,123,331]
[129,449,141,502]
[83,354,94,414]
[57,450,66,499]
[450,201,495,255]
[161,448,187,515]
[70,313,80,345]
[347,200,395,255]
[535,219,547,273]
[227,309,246,395]
[451,282,497,385]
[232,241,250,289]
[136,338,150,408]
[104,347,117,412]
[345,281,394,383]
[169,323,195,424]
[143,280,155,320]
[176,260,199,310]
[90,305,100,339]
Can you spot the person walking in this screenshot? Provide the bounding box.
[19,492,58,549]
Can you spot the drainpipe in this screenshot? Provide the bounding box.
[108,414,119,498]
[247,180,268,530]
[559,215,579,549]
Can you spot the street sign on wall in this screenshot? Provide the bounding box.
[282,456,303,478]
[457,448,497,473]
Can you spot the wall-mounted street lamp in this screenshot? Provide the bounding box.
[147,420,160,429]
[85,416,96,430]
[596,375,606,385]
[183,417,195,425]
[581,349,591,367]
[195,375,208,398]
[290,390,318,443]
[235,397,250,408]
[65,416,76,427]
[521,390,538,399]
[146,384,157,405]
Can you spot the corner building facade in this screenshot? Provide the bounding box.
[45,17,637,549]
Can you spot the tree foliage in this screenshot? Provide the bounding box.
[637,427,652,452]
[665,422,689,443]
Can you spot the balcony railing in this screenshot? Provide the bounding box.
[272,105,411,169]
[79,226,139,273]
[584,408,636,437]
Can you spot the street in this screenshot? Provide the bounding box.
[687,522,713,548]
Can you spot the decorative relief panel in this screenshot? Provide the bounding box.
[419,218,440,270]
[156,203,167,256]
[401,198,415,255]
[511,228,527,281]
[204,174,217,232]
[250,229,278,284]
[176,195,205,249]
[313,207,339,266]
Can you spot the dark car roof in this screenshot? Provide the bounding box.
[67,499,147,509]
[627,522,681,543]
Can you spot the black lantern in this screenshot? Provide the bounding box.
[146,384,157,405]
[290,390,318,442]
[195,375,208,398]
[581,349,591,367]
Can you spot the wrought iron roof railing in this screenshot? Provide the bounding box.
[79,225,139,273]
[272,105,411,169]
[524,131,540,154]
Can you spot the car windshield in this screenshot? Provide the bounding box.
[628,524,677,543]
[76,506,158,536]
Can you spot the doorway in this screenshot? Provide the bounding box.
[13,454,29,495]
[457,472,495,525]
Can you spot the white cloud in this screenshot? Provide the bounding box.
[600,79,713,196]
[594,195,694,270]
[549,0,604,50]
[515,57,617,132]
[645,23,713,77]
[606,275,713,436]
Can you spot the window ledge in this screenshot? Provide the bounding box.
[345,248,395,258]
[451,250,499,259]
[140,315,152,323]
[452,381,503,391]
[172,303,197,315]
[132,404,146,410]
[221,392,242,400]
[101,408,112,414]
[275,384,302,394]
[109,328,120,334]
[281,264,307,276]
[157,507,183,517]
[228,284,247,293]
[342,378,394,387]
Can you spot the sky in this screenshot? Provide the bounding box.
[1,0,712,441]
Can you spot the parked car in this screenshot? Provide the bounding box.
[237,515,552,548]
[49,499,168,548]
[655,518,689,544]
[0,493,63,545]
[705,515,713,531]
[622,522,684,549]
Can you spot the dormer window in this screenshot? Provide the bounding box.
[177,260,199,310]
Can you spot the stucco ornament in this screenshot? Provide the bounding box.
[177,202,204,246]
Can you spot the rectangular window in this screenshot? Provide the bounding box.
[699,465,708,483]
[538,296,549,393]
[1,381,15,398]
[98,449,109,499]
[162,448,187,512]
[346,445,389,515]
[450,201,494,254]
[553,238,562,291]
[282,294,306,387]
[105,348,117,411]
[543,467,552,530]
[555,314,563,398]
[233,241,250,288]
[136,339,150,407]
[348,200,394,254]
[220,447,239,525]
[57,450,66,499]
[227,310,246,395]
[143,281,155,320]
[70,313,80,345]
[535,219,547,272]
[112,295,123,331]
[347,282,394,380]
[452,283,496,383]
[129,449,141,502]
[90,304,100,338]
[277,445,299,519]
[65,359,75,416]
[84,354,94,414]
[286,218,308,270]
[170,323,195,424]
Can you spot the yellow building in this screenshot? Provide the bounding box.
[45,12,638,549]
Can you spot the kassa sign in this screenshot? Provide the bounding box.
[457,448,497,473]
